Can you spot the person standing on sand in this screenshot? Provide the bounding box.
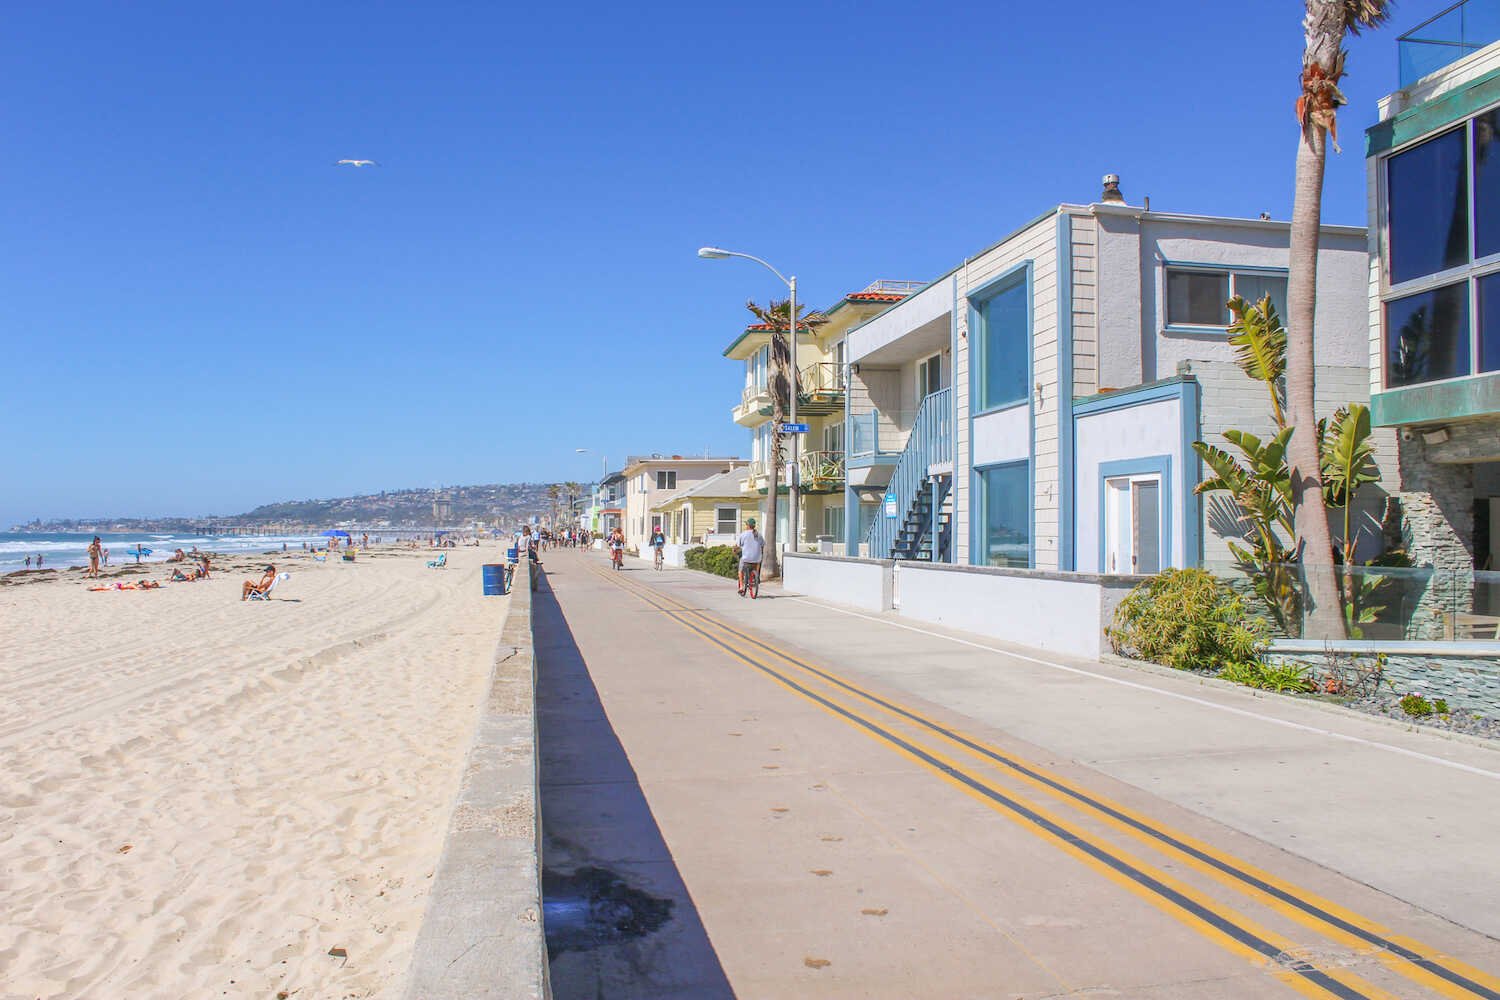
[86,537,102,579]
[36,554,43,568]
[25,556,31,569]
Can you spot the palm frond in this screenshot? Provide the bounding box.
[1342,0,1393,33]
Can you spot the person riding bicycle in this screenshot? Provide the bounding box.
[735,517,764,596]
[608,527,626,568]
[649,527,666,566]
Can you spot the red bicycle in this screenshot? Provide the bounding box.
[610,544,624,571]
[740,562,760,599]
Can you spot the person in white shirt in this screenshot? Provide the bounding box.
[735,517,764,595]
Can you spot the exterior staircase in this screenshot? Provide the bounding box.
[891,477,953,562]
[862,386,953,561]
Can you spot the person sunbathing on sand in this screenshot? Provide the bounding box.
[242,565,277,600]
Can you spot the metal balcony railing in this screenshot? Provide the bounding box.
[798,449,846,488]
[1398,0,1500,87]
[799,361,846,396]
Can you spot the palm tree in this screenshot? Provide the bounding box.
[547,483,561,529]
[745,298,820,579]
[1288,0,1390,638]
[564,481,581,527]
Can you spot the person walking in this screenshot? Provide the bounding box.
[24,555,31,569]
[86,537,102,579]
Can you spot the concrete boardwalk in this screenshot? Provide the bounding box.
[536,550,1500,999]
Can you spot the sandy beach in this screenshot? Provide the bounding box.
[0,545,506,999]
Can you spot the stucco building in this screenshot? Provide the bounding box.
[842,179,1377,576]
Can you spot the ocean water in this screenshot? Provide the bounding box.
[0,531,332,573]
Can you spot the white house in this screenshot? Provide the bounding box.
[842,179,1374,575]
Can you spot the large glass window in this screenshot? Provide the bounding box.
[1479,272,1500,373]
[1388,127,1468,284]
[978,462,1030,568]
[1386,283,1470,387]
[975,277,1028,411]
[1475,111,1500,259]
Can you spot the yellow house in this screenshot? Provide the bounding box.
[656,469,760,547]
[721,281,923,551]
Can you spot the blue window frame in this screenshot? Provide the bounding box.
[973,274,1029,411]
[976,461,1030,568]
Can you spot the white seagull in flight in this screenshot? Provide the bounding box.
[335,159,379,167]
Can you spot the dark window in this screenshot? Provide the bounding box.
[976,277,1028,410]
[655,470,676,490]
[1166,270,1229,326]
[1386,282,1470,387]
[1475,110,1500,259]
[1478,272,1500,373]
[1388,127,1469,284]
[978,463,1030,568]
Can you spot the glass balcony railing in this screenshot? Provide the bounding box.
[1398,0,1500,87]
[1204,561,1500,642]
[848,409,913,459]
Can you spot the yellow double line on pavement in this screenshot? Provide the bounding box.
[588,565,1500,1000]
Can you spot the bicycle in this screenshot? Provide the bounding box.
[740,562,760,599]
[653,546,664,570]
[610,546,624,571]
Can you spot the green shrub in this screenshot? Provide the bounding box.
[1219,660,1314,693]
[1108,568,1268,672]
[1399,693,1434,718]
[1433,698,1450,715]
[684,544,738,579]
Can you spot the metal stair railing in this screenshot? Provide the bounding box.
[862,387,952,559]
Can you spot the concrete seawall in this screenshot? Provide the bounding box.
[402,561,550,1000]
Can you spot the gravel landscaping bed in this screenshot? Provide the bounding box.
[1337,694,1500,740]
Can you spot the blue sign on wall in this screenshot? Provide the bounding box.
[779,422,810,434]
[883,492,898,518]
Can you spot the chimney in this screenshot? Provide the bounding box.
[1101,173,1125,204]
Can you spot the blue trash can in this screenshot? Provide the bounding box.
[482,563,509,596]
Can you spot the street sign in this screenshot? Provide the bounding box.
[883,492,898,518]
[779,422,810,434]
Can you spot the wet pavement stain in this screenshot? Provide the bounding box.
[542,866,675,956]
[804,956,831,969]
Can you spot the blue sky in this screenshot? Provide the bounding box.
[0,1,1433,524]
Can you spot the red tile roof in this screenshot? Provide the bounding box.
[845,291,908,303]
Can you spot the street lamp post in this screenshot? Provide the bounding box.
[698,247,801,556]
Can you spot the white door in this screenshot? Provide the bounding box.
[1105,475,1163,574]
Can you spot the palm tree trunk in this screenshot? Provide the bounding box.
[1289,0,1347,639]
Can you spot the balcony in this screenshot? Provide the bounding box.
[797,362,846,416]
[733,383,773,426]
[1398,0,1500,87]
[798,449,846,493]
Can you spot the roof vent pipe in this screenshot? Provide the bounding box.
[1101,173,1125,204]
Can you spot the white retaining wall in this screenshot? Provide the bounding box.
[784,553,1140,659]
[782,552,892,613]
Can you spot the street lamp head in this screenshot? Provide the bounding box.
[697,246,731,259]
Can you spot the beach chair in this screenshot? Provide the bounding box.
[426,553,447,569]
[249,573,289,601]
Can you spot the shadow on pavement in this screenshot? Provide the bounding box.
[533,575,735,1000]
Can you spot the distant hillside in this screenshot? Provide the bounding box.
[237,482,570,527]
[18,482,580,533]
